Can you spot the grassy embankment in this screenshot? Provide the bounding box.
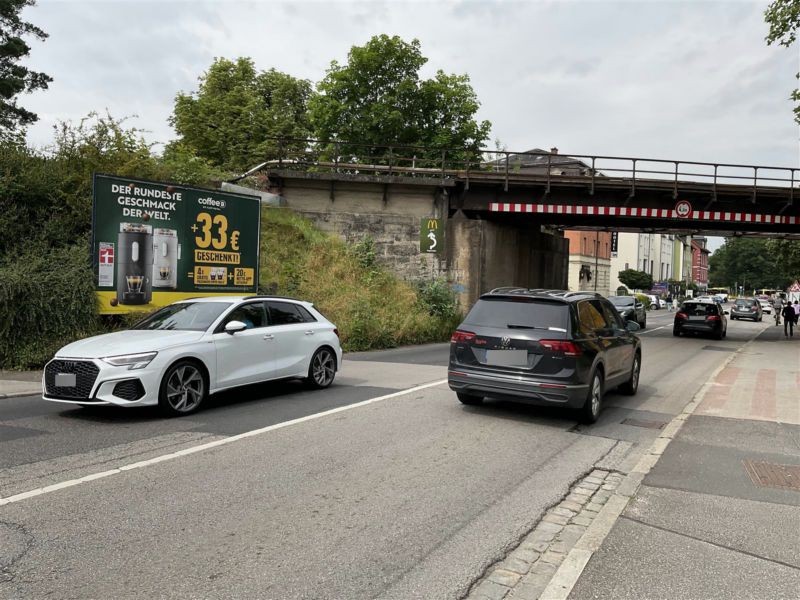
[258,206,461,351]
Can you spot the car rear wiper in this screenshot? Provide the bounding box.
[506,323,547,329]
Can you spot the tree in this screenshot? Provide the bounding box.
[618,269,653,292]
[765,238,800,286]
[0,0,52,136]
[708,238,783,290]
[171,57,313,172]
[309,35,491,163]
[764,0,800,124]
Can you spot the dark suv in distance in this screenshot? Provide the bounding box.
[608,295,647,329]
[730,297,763,321]
[673,298,728,339]
[448,288,642,423]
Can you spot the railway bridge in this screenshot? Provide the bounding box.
[243,141,798,308]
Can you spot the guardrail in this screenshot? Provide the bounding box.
[239,137,798,202]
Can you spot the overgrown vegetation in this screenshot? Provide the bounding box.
[0,116,461,369]
[259,209,461,352]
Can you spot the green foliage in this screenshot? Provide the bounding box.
[416,277,460,319]
[309,35,491,163]
[0,0,52,136]
[708,238,794,290]
[0,245,100,369]
[635,294,651,310]
[764,0,800,124]
[352,236,378,269]
[171,57,313,171]
[258,207,462,351]
[618,269,653,291]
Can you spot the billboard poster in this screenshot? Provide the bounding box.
[92,174,261,315]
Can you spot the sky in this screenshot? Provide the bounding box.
[20,0,800,251]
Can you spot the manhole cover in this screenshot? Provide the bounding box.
[702,346,734,352]
[621,418,667,429]
[743,459,800,491]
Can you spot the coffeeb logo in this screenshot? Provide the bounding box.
[198,196,226,209]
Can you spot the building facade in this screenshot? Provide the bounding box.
[691,237,710,289]
[564,230,612,293]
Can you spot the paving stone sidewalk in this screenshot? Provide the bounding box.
[467,469,623,600]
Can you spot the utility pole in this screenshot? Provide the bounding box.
[594,232,599,292]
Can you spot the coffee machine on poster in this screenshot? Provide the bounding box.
[116,222,153,305]
[152,228,179,290]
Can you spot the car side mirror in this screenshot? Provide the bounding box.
[724,311,729,315]
[224,320,247,334]
[626,320,641,332]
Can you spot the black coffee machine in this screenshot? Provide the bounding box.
[116,223,153,305]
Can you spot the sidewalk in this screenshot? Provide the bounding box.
[567,323,800,599]
[0,370,42,398]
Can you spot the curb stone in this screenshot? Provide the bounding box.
[464,468,620,600]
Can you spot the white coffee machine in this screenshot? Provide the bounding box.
[152,228,179,290]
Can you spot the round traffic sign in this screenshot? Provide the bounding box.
[674,200,692,219]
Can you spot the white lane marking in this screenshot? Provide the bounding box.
[0,378,448,507]
[637,325,669,334]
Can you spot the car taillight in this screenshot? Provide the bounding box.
[539,339,582,356]
[706,315,721,322]
[451,330,476,344]
[676,312,688,320]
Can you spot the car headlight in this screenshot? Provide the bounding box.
[102,351,157,370]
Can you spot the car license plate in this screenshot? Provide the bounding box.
[486,349,528,367]
[689,316,706,321]
[55,373,76,387]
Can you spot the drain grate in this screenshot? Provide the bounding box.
[743,459,800,491]
[621,418,667,429]
[702,346,734,352]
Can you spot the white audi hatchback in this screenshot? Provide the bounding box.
[42,296,342,416]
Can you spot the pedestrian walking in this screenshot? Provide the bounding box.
[794,300,800,325]
[773,296,783,326]
[672,298,678,311]
[782,302,796,338]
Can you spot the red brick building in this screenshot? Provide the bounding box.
[691,237,710,288]
[564,231,612,292]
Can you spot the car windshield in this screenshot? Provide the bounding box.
[464,297,569,330]
[735,299,754,307]
[131,302,231,331]
[609,296,635,307]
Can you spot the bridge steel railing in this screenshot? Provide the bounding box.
[244,137,797,204]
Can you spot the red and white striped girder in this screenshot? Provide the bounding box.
[488,202,798,225]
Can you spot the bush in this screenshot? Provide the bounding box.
[0,244,101,369]
[635,293,651,310]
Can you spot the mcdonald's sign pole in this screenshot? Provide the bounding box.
[420,217,444,255]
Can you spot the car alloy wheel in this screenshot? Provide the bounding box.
[581,371,603,424]
[160,362,206,416]
[308,348,336,389]
[621,353,640,395]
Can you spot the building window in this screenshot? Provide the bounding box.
[625,262,629,270]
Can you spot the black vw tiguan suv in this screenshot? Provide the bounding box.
[448,288,642,423]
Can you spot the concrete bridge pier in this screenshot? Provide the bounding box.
[447,212,569,312]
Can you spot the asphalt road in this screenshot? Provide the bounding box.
[0,311,769,599]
